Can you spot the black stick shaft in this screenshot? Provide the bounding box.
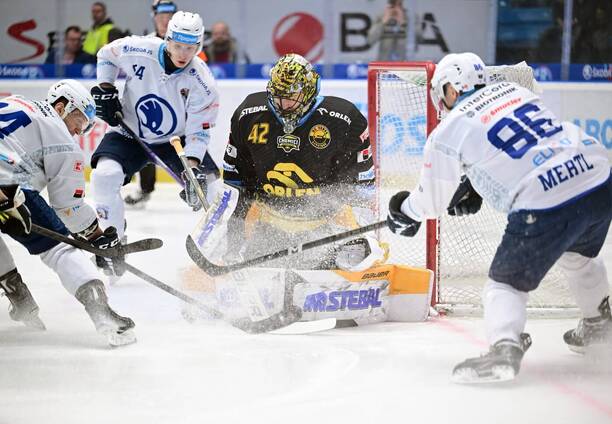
[188,220,388,276]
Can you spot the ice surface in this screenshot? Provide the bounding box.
[1,184,611,424]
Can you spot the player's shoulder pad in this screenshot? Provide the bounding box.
[235,92,269,121]
[116,35,159,58]
[315,96,365,126]
[185,57,217,97]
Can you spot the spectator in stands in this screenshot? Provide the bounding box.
[83,2,115,55]
[368,0,408,61]
[203,21,249,64]
[45,26,97,65]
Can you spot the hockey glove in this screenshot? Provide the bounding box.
[387,191,421,237]
[91,84,122,126]
[447,176,482,217]
[0,184,32,237]
[90,226,126,276]
[179,165,210,211]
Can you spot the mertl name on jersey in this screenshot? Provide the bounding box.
[537,153,595,192]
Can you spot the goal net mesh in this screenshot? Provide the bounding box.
[368,62,574,312]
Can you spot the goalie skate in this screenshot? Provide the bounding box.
[76,280,136,347]
[1,270,46,330]
[452,333,532,384]
[564,296,612,354]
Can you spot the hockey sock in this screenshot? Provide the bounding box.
[558,252,609,319]
[39,243,100,296]
[0,236,16,275]
[91,158,127,238]
[483,279,528,345]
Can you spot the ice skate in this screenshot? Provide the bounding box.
[124,190,151,209]
[564,296,612,354]
[0,270,46,330]
[452,333,532,384]
[76,280,136,347]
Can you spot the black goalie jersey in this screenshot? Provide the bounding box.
[223,92,374,222]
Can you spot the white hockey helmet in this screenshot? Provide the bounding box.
[430,52,487,118]
[166,11,204,52]
[46,79,96,134]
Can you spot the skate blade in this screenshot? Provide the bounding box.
[104,329,137,347]
[22,316,47,331]
[452,365,516,384]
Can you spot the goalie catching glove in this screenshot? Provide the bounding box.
[447,175,482,217]
[0,184,32,237]
[387,191,421,237]
[333,235,389,272]
[90,84,122,127]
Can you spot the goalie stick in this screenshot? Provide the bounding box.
[114,112,184,186]
[186,220,388,276]
[124,263,336,334]
[30,223,162,258]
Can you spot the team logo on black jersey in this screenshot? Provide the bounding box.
[277,134,300,153]
[308,124,331,149]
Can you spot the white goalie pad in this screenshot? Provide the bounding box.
[213,264,434,324]
[189,183,241,263]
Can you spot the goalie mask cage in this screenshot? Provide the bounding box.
[367,61,574,314]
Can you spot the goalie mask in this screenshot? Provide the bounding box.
[267,53,320,134]
[430,52,486,119]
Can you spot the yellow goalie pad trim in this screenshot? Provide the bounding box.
[333,264,432,295]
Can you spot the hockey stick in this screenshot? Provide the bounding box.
[114,112,184,186]
[187,220,388,276]
[30,223,162,258]
[123,262,334,334]
[170,136,209,211]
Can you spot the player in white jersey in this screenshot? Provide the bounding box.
[386,52,611,383]
[90,11,220,253]
[0,80,136,346]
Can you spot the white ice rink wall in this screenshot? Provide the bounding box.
[0,80,610,178]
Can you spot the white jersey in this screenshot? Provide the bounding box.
[0,96,97,233]
[403,82,611,221]
[96,35,219,161]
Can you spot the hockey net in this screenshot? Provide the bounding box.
[368,61,574,314]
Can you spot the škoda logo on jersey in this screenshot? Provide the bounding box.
[308,124,331,149]
[277,134,300,153]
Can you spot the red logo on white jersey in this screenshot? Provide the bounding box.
[73,160,83,172]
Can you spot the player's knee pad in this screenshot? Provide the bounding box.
[91,158,125,198]
[334,235,389,272]
[557,252,609,317]
[0,237,16,276]
[482,279,528,345]
[39,243,100,296]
